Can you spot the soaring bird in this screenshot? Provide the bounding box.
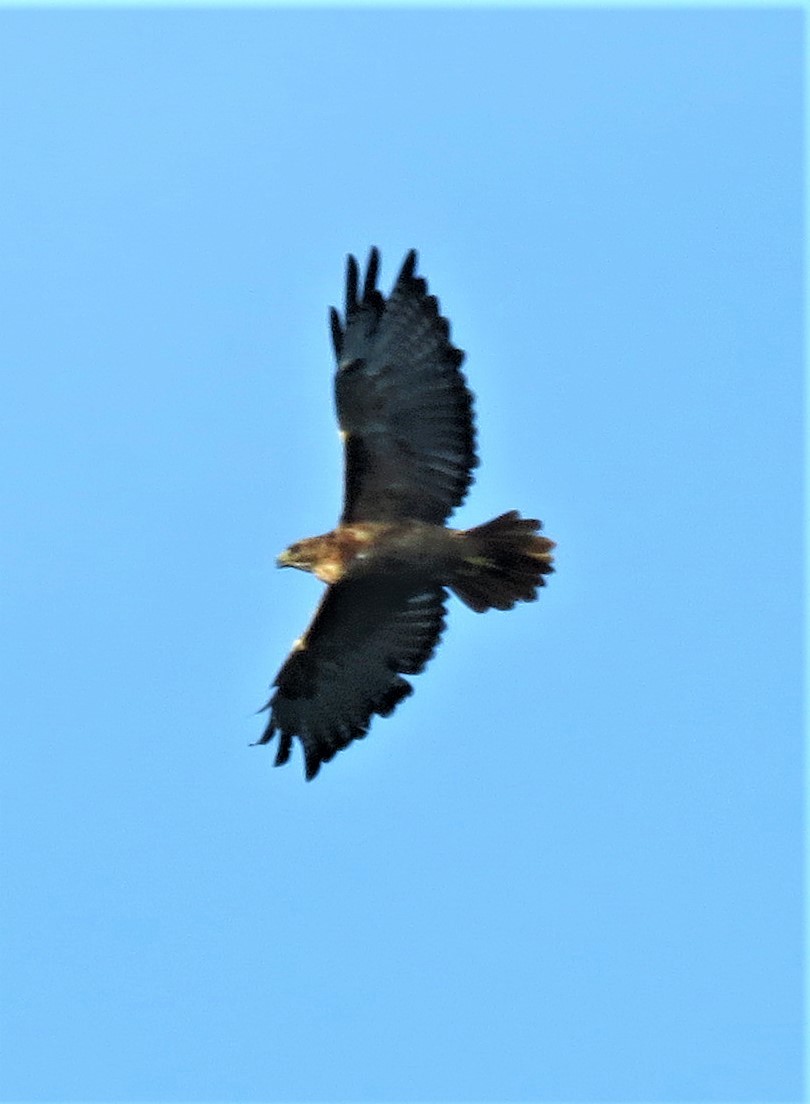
[257,248,555,779]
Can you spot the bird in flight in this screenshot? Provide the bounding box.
[257,248,555,779]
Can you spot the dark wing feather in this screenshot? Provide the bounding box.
[331,248,478,525]
[257,580,447,779]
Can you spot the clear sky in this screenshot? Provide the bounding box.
[0,7,803,1103]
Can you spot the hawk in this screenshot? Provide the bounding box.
[257,248,555,779]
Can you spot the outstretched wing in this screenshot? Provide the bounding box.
[258,580,447,780]
[330,248,478,525]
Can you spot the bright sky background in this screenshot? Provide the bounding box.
[1,8,803,1104]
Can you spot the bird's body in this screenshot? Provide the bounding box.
[258,248,555,779]
[277,520,457,585]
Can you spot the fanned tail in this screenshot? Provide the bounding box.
[452,511,555,613]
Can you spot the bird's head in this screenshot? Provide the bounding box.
[276,532,345,584]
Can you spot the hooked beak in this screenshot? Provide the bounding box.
[276,550,293,568]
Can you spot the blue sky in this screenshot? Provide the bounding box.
[0,8,803,1103]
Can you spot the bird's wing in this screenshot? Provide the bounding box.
[331,248,478,525]
[258,579,447,779]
